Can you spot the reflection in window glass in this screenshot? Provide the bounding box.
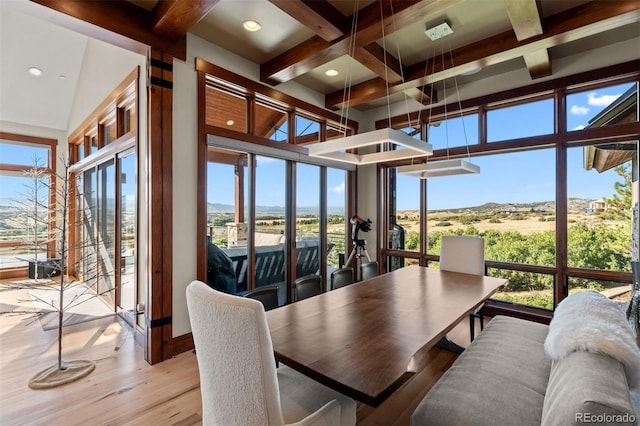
[566,82,637,132]
[90,135,99,155]
[487,99,553,142]
[103,122,116,145]
[123,109,131,134]
[327,168,347,270]
[296,164,321,288]
[427,149,556,309]
[255,103,288,142]
[77,143,85,162]
[428,113,478,148]
[567,145,635,273]
[255,156,286,302]
[207,149,246,296]
[392,169,421,254]
[0,175,48,268]
[205,86,247,133]
[295,115,320,145]
[0,142,49,167]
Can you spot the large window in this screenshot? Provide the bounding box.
[487,98,554,142]
[566,82,637,131]
[426,149,556,309]
[428,113,479,148]
[0,134,55,274]
[382,75,638,316]
[327,168,347,270]
[200,61,356,306]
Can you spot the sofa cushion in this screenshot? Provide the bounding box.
[411,316,550,426]
[542,350,636,425]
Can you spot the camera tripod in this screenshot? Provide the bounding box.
[345,239,371,271]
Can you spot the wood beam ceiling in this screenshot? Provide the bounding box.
[268,0,347,42]
[260,0,465,85]
[152,0,221,42]
[30,0,221,60]
[324,1,640,110]
[504,0,551,79]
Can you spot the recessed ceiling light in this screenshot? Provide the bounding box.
[28,67,42,77]
[325,69,339,77]
[59,75,67,80]
[226,119,235,126]
[242,20,261,32]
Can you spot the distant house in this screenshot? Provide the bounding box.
[589,199,607,213]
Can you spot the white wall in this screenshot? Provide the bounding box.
[68,38,146,134]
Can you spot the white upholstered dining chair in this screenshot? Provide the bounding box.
[186,280,356,426]
[439,236,486,342]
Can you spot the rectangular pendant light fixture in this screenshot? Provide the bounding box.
[307,128,433,165]
[398,158,480,178]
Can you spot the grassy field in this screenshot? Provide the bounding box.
[209,200,631,309]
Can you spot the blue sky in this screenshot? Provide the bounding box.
[207,81,635,211]
[1,83,634,211]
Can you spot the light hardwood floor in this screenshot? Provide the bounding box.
[1,283,479,425]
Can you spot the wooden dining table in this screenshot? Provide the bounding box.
[266,265,507,407]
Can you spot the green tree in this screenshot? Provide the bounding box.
[604,163,632,212]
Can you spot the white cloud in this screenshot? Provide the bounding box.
[587,92,620,107]
[572,125,586,131]
[570,105,589,115]
[330,181,345,193]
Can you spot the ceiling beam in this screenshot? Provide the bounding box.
[260,0,464,85]
[504,0,550,79]
[268,0,347,42]
[403,85,437,105]
[523,50,552,79]
[353,44,404,84]
[152,0,221,41]
[30,0,187,60]
[504,0,543,41]
[325,1,640,109]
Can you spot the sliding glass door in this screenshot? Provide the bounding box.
[118,149,136,318]
[75,147,136,316]
[97,159,116,308]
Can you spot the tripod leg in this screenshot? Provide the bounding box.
[345,248,358,268]
[362,249,371,262]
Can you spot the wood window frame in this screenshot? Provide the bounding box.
[378,61,640,321]
[0,132,57,279]
[196,58,358,311]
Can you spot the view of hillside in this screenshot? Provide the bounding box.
[207,190,632,310]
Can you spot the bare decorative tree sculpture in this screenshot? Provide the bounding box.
[26,158,98,389]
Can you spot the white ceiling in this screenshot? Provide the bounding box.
[0,3,87,131]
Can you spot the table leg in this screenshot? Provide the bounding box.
[435,336,465,354]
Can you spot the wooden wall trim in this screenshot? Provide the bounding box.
[195,58,358,131]
[31,0,186,60]
[172,332,195,355]
[197,71,208,283]
[146,49,174,364]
